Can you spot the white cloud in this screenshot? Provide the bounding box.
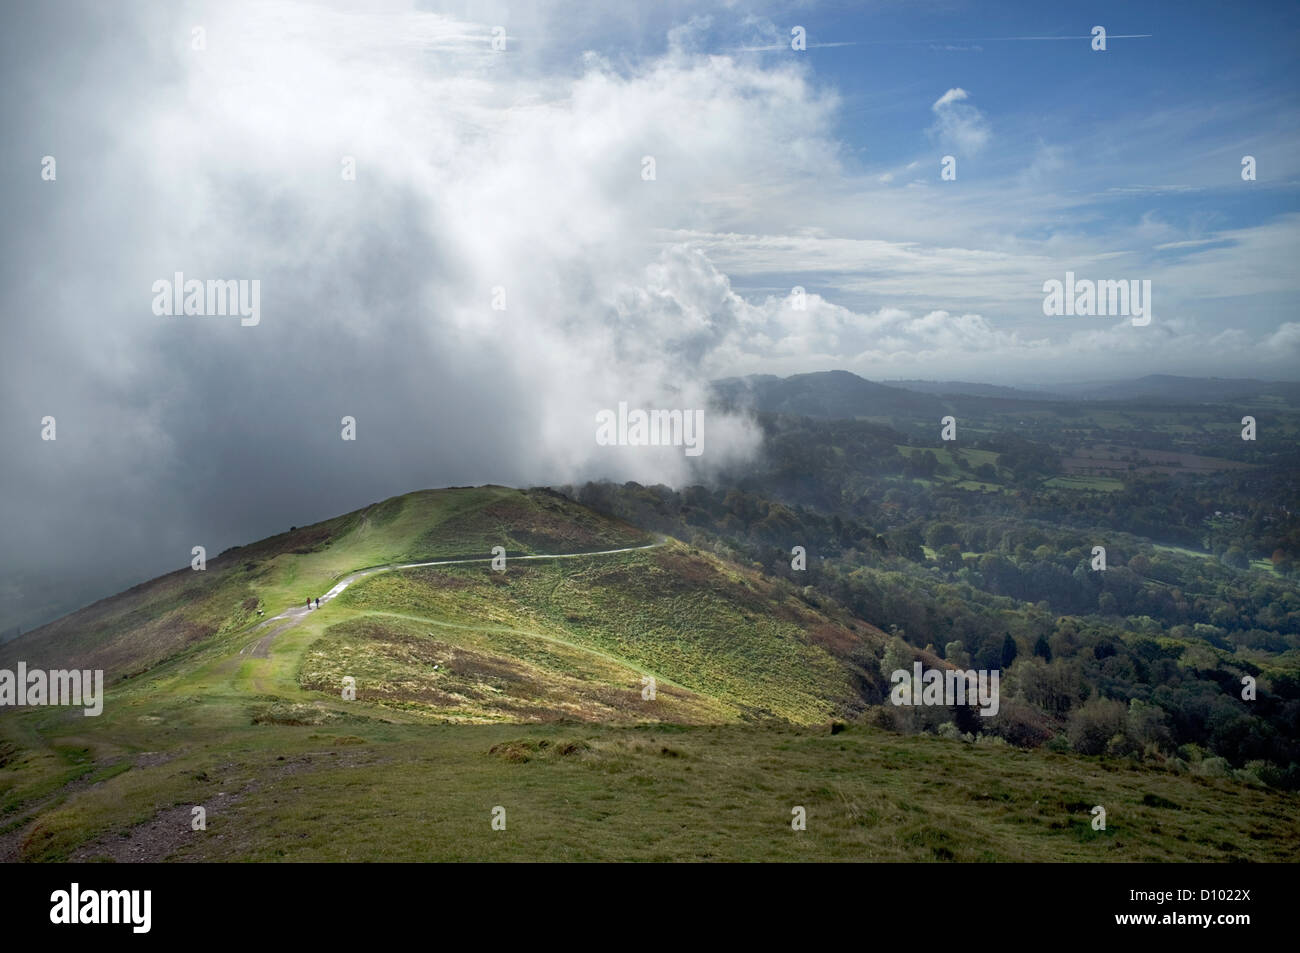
[928,86,991,155]
[933,87,969,109]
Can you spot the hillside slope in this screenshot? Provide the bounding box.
[0,486,652,679]
[304,541,885,723]
[0,486,893,727]
[1,485,1295,863]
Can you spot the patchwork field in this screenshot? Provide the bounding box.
[1062,445,1253,476]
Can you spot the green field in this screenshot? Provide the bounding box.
[1151,543,1278,575]
[897,445,1008,487]
[1043,475,1125,492]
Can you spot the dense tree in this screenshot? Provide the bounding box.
[926,522,961,549]
[1001,633,1019,668]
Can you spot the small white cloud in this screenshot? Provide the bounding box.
[932,87,969,109]
[928,87,990,155]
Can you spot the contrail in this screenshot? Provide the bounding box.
[739,34,1152,49]
[969,34,1153,41]
[734,41,859,51]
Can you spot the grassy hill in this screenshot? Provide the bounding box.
[0,486,652,679]
[1,485,1296,862]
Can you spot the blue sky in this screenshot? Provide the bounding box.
[812,0,1297,230]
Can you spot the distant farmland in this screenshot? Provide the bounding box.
[1062,444,1253,476]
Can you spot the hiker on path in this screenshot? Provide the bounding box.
[306,597,311,609]
[315,597,320,609]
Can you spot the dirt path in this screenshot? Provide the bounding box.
[237,542,664,659]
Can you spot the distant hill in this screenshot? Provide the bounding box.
[712,370,945,418]
[888,380,1064,400]
[1053,374,1300,405]
[712,370,1300,421]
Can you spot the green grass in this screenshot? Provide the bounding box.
[297,610,731,725]
[953,480,1005,493]
[1153,543,1213,559]
[897,446,1008,487]
[1043,475,1125,492]
[329,544,862,723]
[3,715,1296,862]
[1151,544,1280,576]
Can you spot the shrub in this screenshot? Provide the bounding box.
[865,706,901,732]
[1046,733,1071,754]
[1067,697,1129,755]
[1192,756,1231,778]
[988,698,1053,748]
